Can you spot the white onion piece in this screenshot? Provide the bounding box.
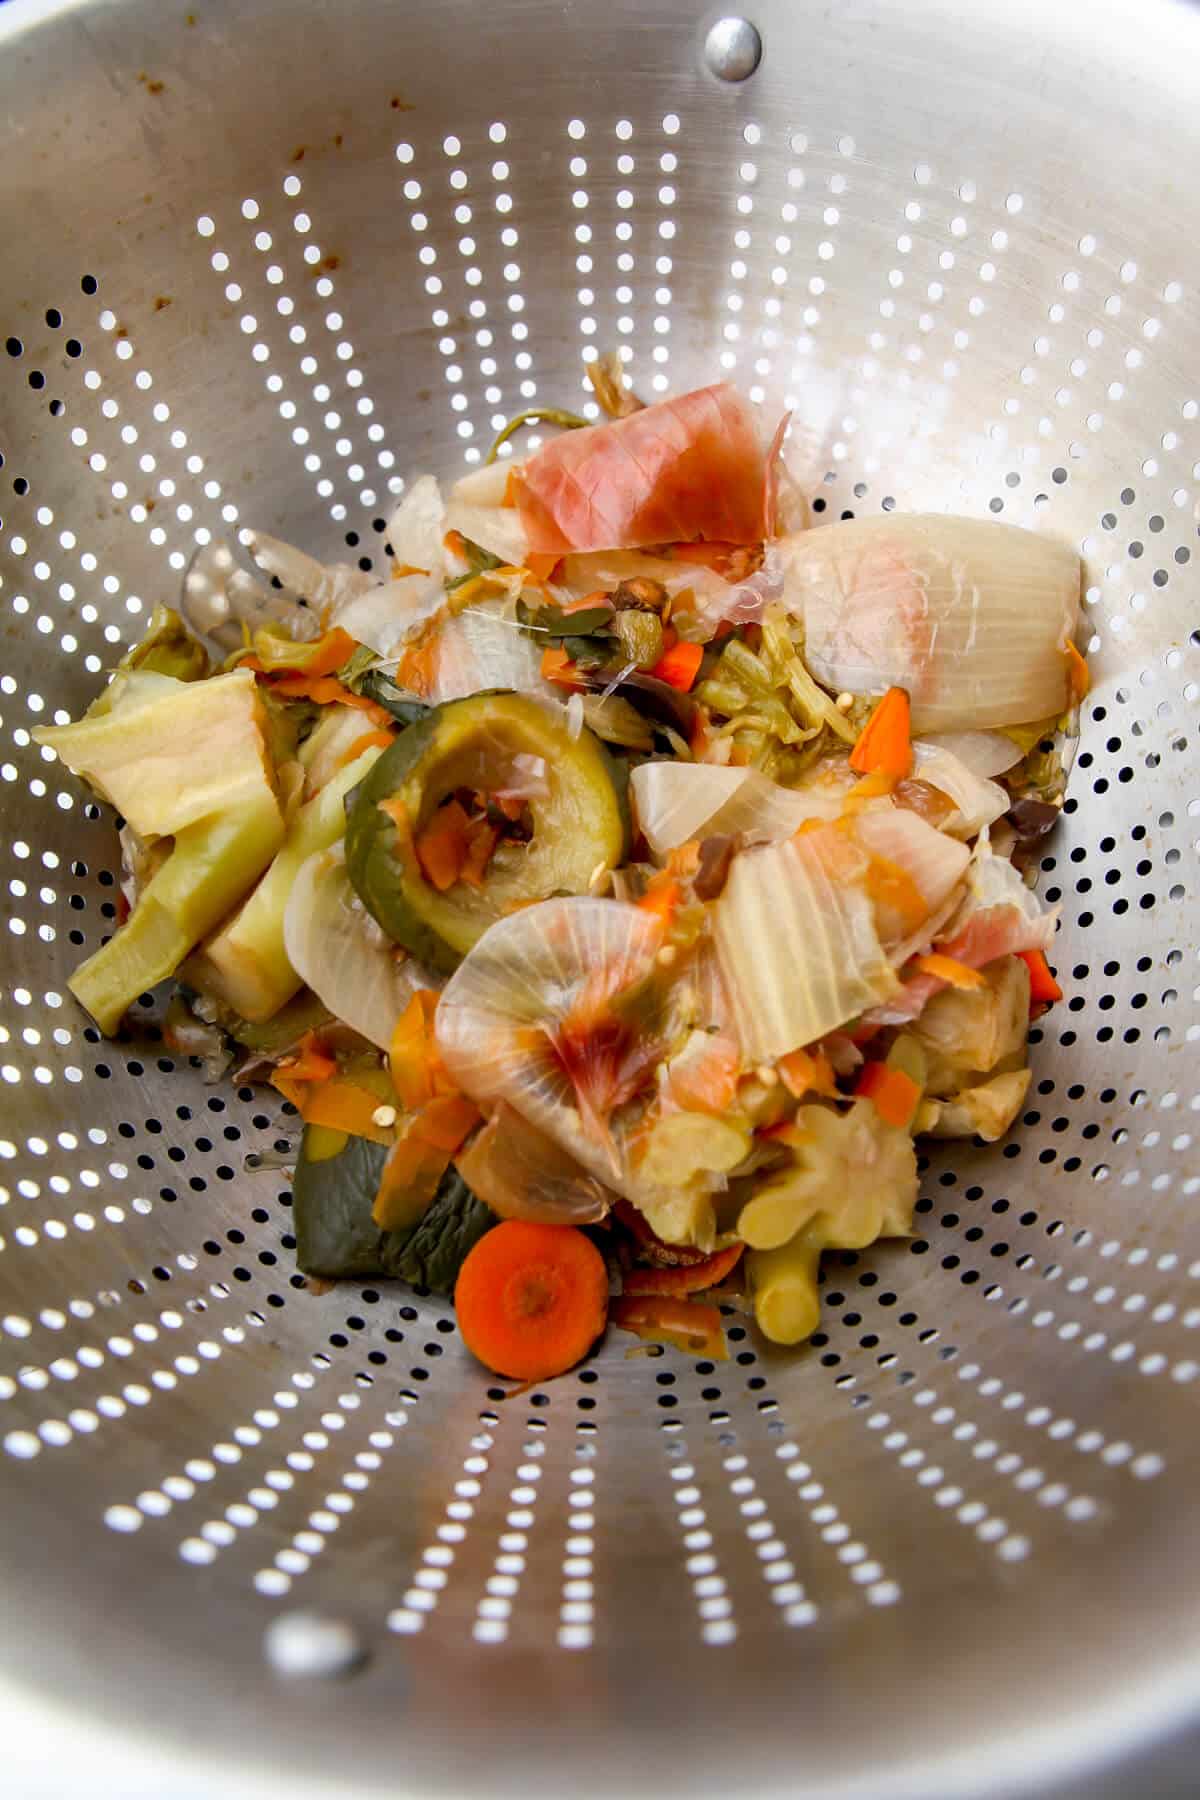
[284,848,432,1051]
[910,743,1011,838]
[243,530,371,615]
[955,840,1059,950]
[443,496,530,568]
[781,515,1080,730]
[333,573,445,657]
[552,547,731,615]
[631,760,844,859]
[449,462,512,507]
[455,1102,615,1224]
[436,896,665,1192]
[863,845,1058,1027]
[689,542,787,636]
[916,730,1021,778]
[714,829,899,1062]
[298,705,382,799]
[385,475,444,575]
[853,805,971,935]
[424,602,551,703]
[182,541,321,652]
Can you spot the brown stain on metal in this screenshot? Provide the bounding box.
[137,72,166,95]
[291,146,306,163]
[322,253,341,271]
[333,133,343,148]
[390,95,414,111]
[153,296,172,312]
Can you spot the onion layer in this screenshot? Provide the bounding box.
[284,847,436,1051]
[781,515,1080,730]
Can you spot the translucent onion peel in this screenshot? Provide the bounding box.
[244,530,370,616]
[454,1102,616,1225]
[283,847,429,1052]
[782,515,1081,730]
[333,574,445,658]
[517,383,766,555]
[851,805,971,941]
[909,743,1011,838]
[423,602,550,703]
[444,464,531,566]
[436,896,733,1247]
[384,474,445,575]
[435,896,665,1187]
[915,730,1021,779]
[631,760,845,859]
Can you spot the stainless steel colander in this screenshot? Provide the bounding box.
[2,0,1199,1793]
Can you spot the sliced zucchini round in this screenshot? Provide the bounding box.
[345,691,629,972]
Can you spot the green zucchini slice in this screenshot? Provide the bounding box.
[345,691,628,972]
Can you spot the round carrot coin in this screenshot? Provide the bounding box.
[454,1220,609,1381]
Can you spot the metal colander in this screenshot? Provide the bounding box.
[2,0,1198,1794]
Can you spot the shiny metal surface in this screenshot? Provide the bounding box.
[0,0,1199,1794]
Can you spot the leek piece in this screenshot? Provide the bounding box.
[69,787,285,1033]
[195,741,386,1022]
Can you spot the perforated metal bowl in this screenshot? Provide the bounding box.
[2,1,1199,1795]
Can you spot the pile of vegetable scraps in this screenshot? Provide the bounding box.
[38,360,1084,1382]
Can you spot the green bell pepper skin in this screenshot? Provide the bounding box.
[294,1126,495,1290]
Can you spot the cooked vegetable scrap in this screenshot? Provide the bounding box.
[455,1221,609,1381]
[344,691,628,973]
[41,370,1083,1375]
[293,1126,495,1288]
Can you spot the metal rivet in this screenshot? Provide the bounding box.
[704,16,762,82]
[264,1611,366,1679]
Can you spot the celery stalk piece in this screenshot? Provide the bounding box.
[193,742,386,1022]
[69,788,285,1034]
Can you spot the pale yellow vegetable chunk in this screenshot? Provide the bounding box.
[917,1068,1032,1142]
[913,955,1030,1095]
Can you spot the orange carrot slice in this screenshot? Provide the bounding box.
[454,1221,609,1380]
[915,952,987,991]
[849,686,912,780]
[609,1294,726,1359]
[1065,639,1090,705]
[649,639,704,693]
[413,800,472,892]
[540,645,584,689]
[1018,948,1063,1009]
[856,1061,921,1129]
[777,1047,839,1099]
